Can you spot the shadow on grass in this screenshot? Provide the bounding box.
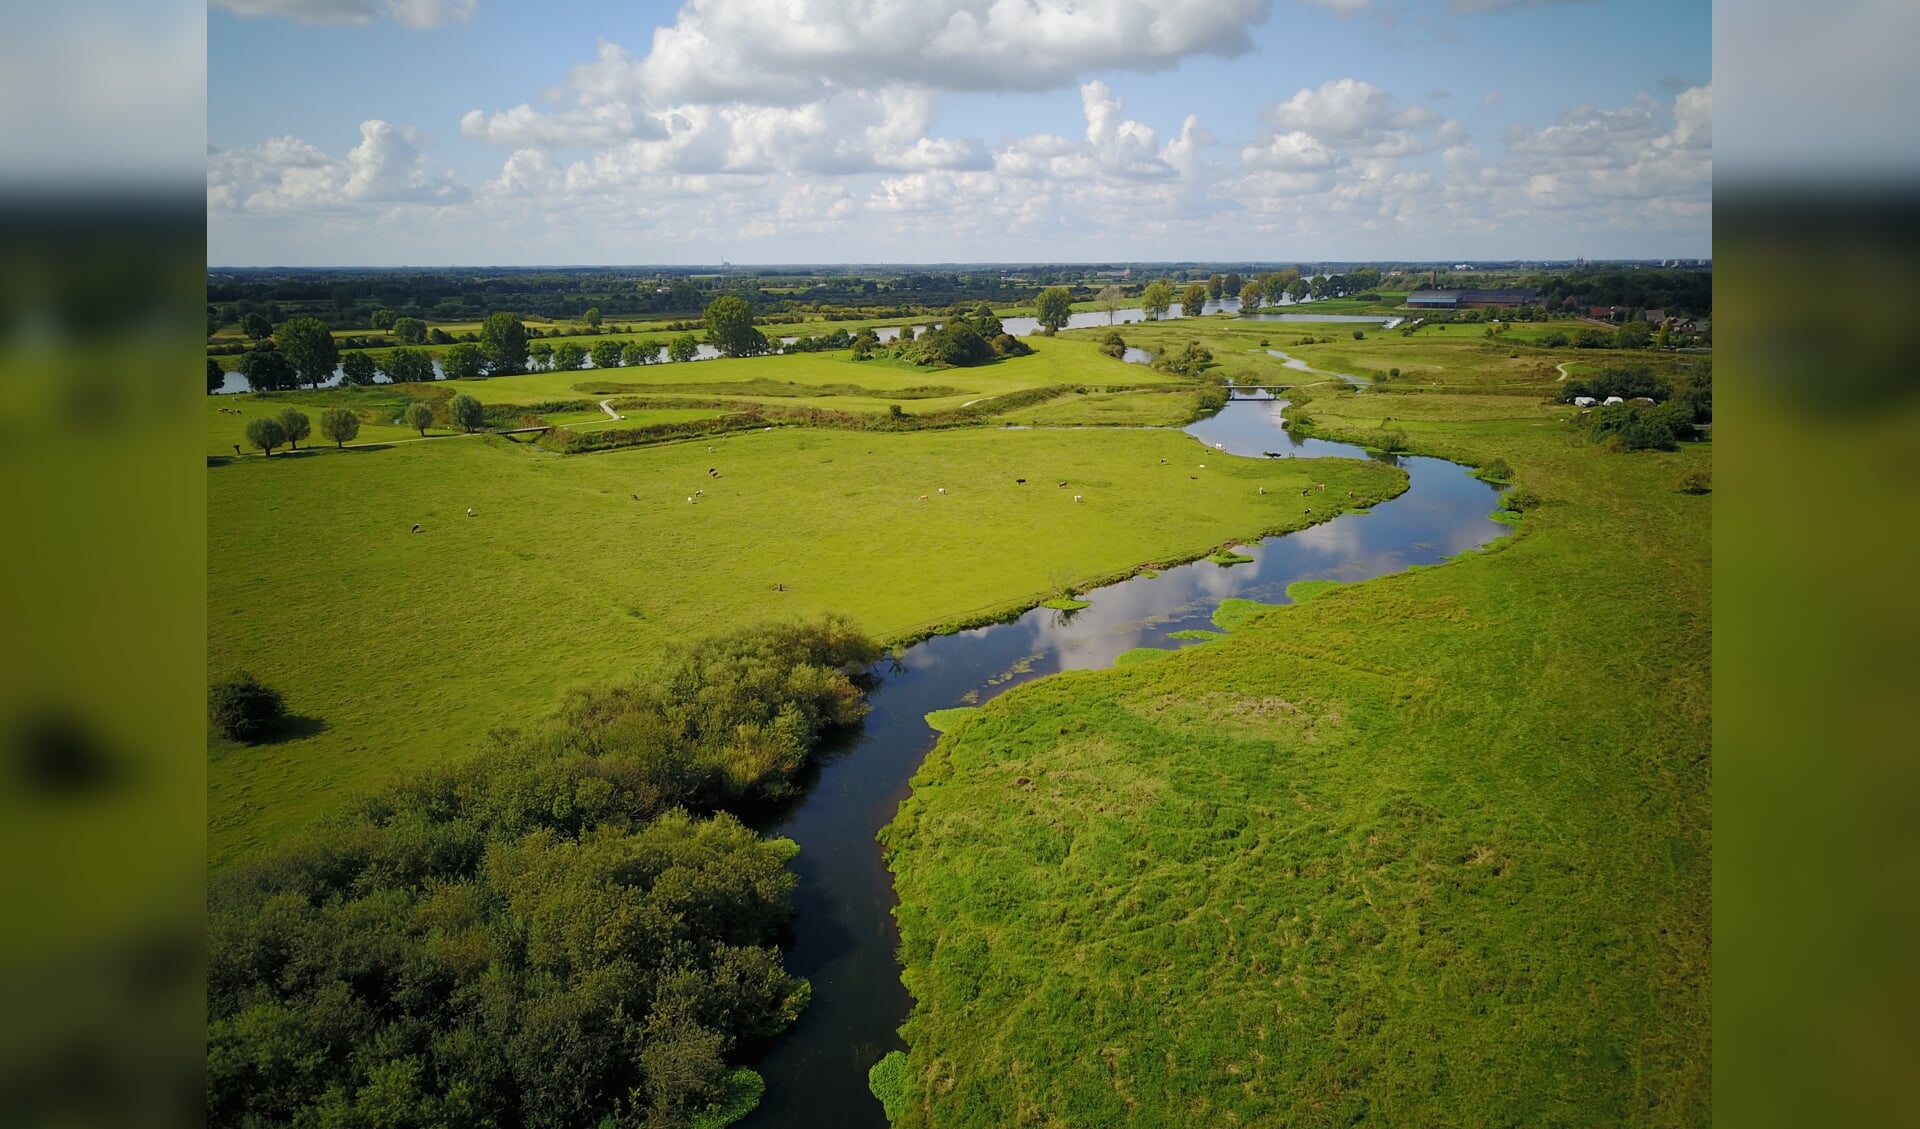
[258,714,329,745]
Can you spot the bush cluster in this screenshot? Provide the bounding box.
[209,618,879,1129]
[209,672,286,742]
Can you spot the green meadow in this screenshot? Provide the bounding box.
[208,376,1404,863]
[878,320,1710,1125]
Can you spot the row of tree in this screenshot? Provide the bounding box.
[237,395,488,456]
[208,618,881,1128]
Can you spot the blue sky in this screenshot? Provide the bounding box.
[207,0,1713,265]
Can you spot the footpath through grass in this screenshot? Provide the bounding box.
[878,326,1711,1125]
[209,425,1402,865]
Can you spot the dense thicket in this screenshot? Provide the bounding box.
[208,617,880,1129]
[1563,360,1713,450]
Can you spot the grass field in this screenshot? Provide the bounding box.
[878,322,1711,1125]
[208,422,1404,865]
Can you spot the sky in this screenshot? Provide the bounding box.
[205,0,1714,265]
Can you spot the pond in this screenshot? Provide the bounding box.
[735,391,1507,1127]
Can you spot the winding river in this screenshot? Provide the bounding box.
[736,391,1509,1127]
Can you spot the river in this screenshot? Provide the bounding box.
[735,391,1508,1126]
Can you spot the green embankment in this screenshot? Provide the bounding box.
[209,421,1402,865]
[879,327,1710,1125]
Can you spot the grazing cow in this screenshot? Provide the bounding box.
[918,494,928,502]
[1159,458,1167,464]
[1302,488,1310,496]
[687,497,695,503]
[695,489,704,496]
[1305,508,1312,515]
[937,488,947,495]
[1214,442,1225,450]
[1074,495,1083,503]
[632,493,639,501]
[1317,483,1325,491]
[708,468,719,477]
[411,524,421,533]
[1190,475,1198,480]
[1258,487,1267,495]
[1016,478,1026,484]
[467,508,475,517]
[1198,464,1206,469]
[232,445,242,456]
[1058,481,1068,488]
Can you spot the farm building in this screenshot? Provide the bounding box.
[1405,287,1540,310]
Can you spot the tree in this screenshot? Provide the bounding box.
[340,351,377,386]
[1615,321,1652,350]
[278,408,311,451]
[589,339,624,370]
[208,672,286,743]
[1240,281,1264,313]
[276,317,339,388]
[207,359,226,394]
[1095,285,1124,325]
[1140,280,1174,321]
[668,334,699,363]
[447,393,484,433]
[967,302,1003,339]
[552,342,587,371]
[623,341,660,366]
[380,347,435,384]
[443,342,489,379]
[1262,275,1288,305]
[242,312,272,340]
[1287,278,1310,303]
[239,345,293,392]
[1207,273,1225,299]
[480,313,529,375]
[528,341,553,371]
[370,308,397,330]
[1180,282,1209,319]
[1098,330,1127,359]
[245,416,287,456]
[1034,286,1074,334]
[392,317,427,345]
[319,406,360,448]
[583,307,602,328]
[1223,272,1243,298]
[703,295,769,358]
[404,401,434,437]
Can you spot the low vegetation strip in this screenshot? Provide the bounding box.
[879,345,1709,1124]
[576,379,967,400]
[209,617,879,1129]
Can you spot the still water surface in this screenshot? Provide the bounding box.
[736,391,1506,1126]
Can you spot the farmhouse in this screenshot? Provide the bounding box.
[1406,287,1540,310]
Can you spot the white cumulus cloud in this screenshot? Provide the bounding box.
[209,119,469,212]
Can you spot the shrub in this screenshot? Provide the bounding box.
[404,401,434,436]
[1352,329,1365,339]
[1502,485,1542,512]
[1389,367,1400,377]
[1475,457,1513,482]
[869,1052,911,1124]
[209,672,286,742]
[1677,468,1712,494]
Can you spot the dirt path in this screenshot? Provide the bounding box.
[598,399,623,420]
[1556,362,1575,382]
